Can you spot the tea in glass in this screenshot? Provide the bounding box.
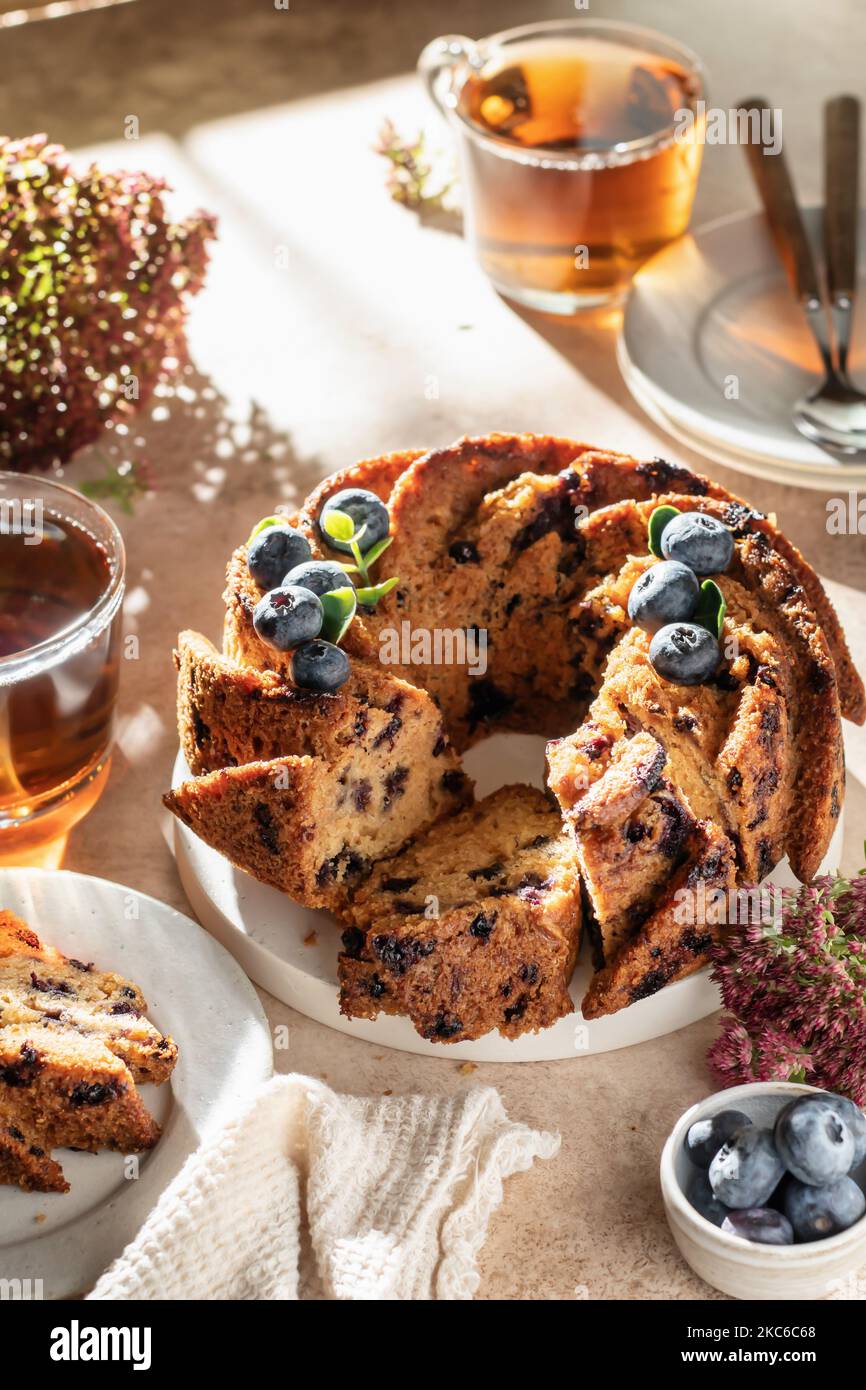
[420,20,705,312]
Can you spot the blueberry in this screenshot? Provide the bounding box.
[292,639,351,692]
[686,1109,753,1169]
[709,1127,785,1209]
[320,488,389,555]
[721,1207,794,1246]
[628,561,699,635]
[660,512,734,575]
[784,1175,866,1241]
[820,1095,866,1168]
[253,585,322,652]
[687,1169,729,1228]
[247,525,311,589]
[649,622,721,685]
[282,559,350,597]
[774,1095,856,1185]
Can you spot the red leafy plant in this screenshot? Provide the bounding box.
[709,867,866,1104]
[0,134,216,470]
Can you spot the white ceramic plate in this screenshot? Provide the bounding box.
[0,869,272,1298]
[170,735,842,1063]
[619,207,866,487]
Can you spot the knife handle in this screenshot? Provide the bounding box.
[825,94,860,376]
[740,96,832,374]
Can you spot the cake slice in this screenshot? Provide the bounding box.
[0,911,177,1084]
[339,785,582,1042]
[166,640,473,911]
[0,1108,68,1193]
[0,1025,162,1157]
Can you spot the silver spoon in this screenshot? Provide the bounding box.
[742,96,866,462]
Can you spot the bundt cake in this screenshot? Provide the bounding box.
[339,785,581,1042]
[165,433,865,1038]
[0,912,176,1192]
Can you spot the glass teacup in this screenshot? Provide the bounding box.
[419,17,706,314]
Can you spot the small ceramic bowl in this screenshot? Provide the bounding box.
[661,1081,866,1300]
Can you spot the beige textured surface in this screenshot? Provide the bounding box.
[5,0,865,1298]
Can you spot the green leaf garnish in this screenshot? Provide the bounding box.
[362,534,393,567]
[319,586,357,645]
[648,504,681,559]
[322,508,356,543]
[694,579,726,638]
[247,515,285,545]
[354,576,400,605]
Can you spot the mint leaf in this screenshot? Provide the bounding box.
[355,576,399,605]
[694,579,726,638]
[648,504,681,560]
[362,534,393,567]
[322,508,355,543]
[247,515,285,545]
[319,586,357,644]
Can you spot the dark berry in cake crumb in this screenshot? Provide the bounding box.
[69,1081,120,1107]
[381,876,419,893]
[7,1126,24,1142]
[504,994,528,1023]
[341,927,366,959]
[254,584,323,652]
[253,802,280,854]
[382,766,409,807]
[469,911,496,940]
[247,524,312,589]
[353,779,372,812]
[520,963,539,984]
[68,959,93,972]
[449,540,480,564]
[467,862,503,881]
[372,714,403,749]
[441,770,467,795]
[661,512,734,575]
[432,732,447,757]
[109,1001,141,1017]
[649,623,720,685]
[628,561,699,634]
[425,1012,463,1040]
[320,488,389,554]
[292,639,350,692]
[283,559,350,597]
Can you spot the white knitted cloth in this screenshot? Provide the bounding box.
[88,1075,559,1300]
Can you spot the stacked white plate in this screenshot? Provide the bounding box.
[619,208,866,490]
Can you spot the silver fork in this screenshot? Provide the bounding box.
[743,95,866,462]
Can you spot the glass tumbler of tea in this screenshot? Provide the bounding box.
[419,18,706,314]
[0,474,125,858]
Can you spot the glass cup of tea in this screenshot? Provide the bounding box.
[0,474,125,859]
[419,18,706,314]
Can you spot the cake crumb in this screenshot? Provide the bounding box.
[383,1089,393,1096]
[458,1062,477,1075]
[303,930,317,946]
[34,1213,47,1224]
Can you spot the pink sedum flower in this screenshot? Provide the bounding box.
[708,871,866,1105]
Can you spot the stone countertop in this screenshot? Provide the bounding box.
[6,0,866,1299]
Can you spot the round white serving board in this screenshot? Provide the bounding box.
[171,735,843,1062]
[619,207,866,489]
[0,869,273,1298]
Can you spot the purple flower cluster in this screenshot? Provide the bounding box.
[708,872,866,1104]
[0,134,216,471]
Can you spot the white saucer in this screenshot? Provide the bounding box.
[619,207,866,488]
[0,869,272,1298]
[169,735,842,1063]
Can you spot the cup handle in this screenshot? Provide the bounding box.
[417,34,482,118]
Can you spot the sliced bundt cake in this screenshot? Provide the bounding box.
[170,433,864,1036]
[0,1109,68,1193]
[0,911,177,1084]
[168,631,471,910]
[0,913,175,1191]
[0,1025,161,1159]
[339,785,581,1042]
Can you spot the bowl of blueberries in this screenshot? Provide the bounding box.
[660,1082,866,1299]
